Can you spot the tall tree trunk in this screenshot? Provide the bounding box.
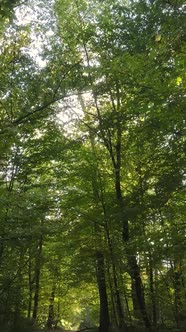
[96,251,110,332]
[93,83,150,327]
[115,158,150,328]
[90,84,150,328]
[46,287,55,329]
[107,265,118,327]
[149,255,157,326]
[127,254,151,328]
[113,269,125,329]
[131,278,139,318]
[32,235,43,321]
[173,260,183,328]
[105,223,125,328]
[114,106,150,327]
[0,242,4,266]
[13,249,25,329]
[114,117,150,327]
[27,248,33,319]
[88,132,110,332]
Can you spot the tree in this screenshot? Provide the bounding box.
[55,0,185,329]
[0,0,185,330]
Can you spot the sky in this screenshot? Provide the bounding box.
[15,0,55,68]
[14,0,86,128]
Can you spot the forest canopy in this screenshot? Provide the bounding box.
[0,0,185,331]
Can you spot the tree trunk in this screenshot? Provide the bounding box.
[113,134,151,328]
[88,131,110,332]
[105,224,125,328]
[46,288,55,329]
[131,278,139,318]
[96,251,110,332]
[0,242,4,265]
[93,83,150,328]
[173,260,183,328]
[116,170,150,328]
[32,236,43,321]
[13,249,24,329]
[149,255,157,326]
[107,265,118,327]
[127,254,151,328]
[27,249,33,319]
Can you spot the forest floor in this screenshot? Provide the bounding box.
[6,326,177,332]
[32,327,182,332]
[0,326,183,332]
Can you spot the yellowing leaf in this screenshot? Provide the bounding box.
[155,34,161,42]
[176,77,182,85]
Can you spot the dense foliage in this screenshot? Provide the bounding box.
[0,0,185,331]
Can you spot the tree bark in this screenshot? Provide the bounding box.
[113,110,151,328]
[173,260,183,328]
[96,251,110,332]
[27,248,34,319]
[92,82,150,328]
[107,265,118,327]
[115,154,150,327]
[32,235,43,321]
[127,254,151,328]
[149,255,157,326]
[46,288,55,329]
[105,223,126,328]
[13,249,24,329]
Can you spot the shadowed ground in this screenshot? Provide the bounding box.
[35,327,182,332]
[0,326,183,332]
